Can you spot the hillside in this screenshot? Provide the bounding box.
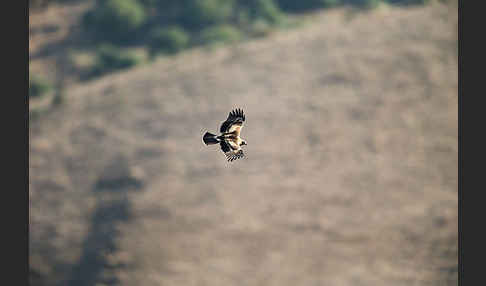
[29,2,458,286]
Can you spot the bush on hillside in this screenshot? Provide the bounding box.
[179,0,235,30]
[275,0,341,12]
[148,26,190,56]
[82,0,147,43]
[89,44,143,77]
[138,0,186,25]
[347,0,381,8]
[249,19,274,37]
[384,0,430,4]
[29,75,52,98]
[199,25,242,45]
[238,0,284,24]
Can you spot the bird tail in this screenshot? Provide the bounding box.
[203,132,220,145]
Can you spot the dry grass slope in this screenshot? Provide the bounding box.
[30,2,458,286]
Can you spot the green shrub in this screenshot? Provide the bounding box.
[90,44,143,77]
[347,0,381,8]
[29,75,52,98]
[179,0,235,30]
[139,0,186,24]
[52,89,65,106]
[322,0,341,6]
[250,19,273,37]
[148,26,190,55]
[83,0,147,43]
[276,0,341,12]
[199,25,242,45]
[384,0,429,5]
[138,0,158,7]
[238,0,284,24]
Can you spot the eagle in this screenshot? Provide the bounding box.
[203,108,247,162]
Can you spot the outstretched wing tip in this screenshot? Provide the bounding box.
[220,108,246,133]
[230,107,244,116]
[225,150,245,162]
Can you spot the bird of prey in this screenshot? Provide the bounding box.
[203,108,247,162]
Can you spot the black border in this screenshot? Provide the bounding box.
[11,0,29,284]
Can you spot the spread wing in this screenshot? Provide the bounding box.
[226,149,245,162]
[220,108,245,136]
[220,139,245,162]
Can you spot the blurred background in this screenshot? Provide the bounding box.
[29,0,458,285]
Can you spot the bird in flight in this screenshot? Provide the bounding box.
[203,108,247,162]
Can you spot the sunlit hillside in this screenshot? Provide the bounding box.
[29,2,458,285]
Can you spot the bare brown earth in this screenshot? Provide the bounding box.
[29,2,458,286]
